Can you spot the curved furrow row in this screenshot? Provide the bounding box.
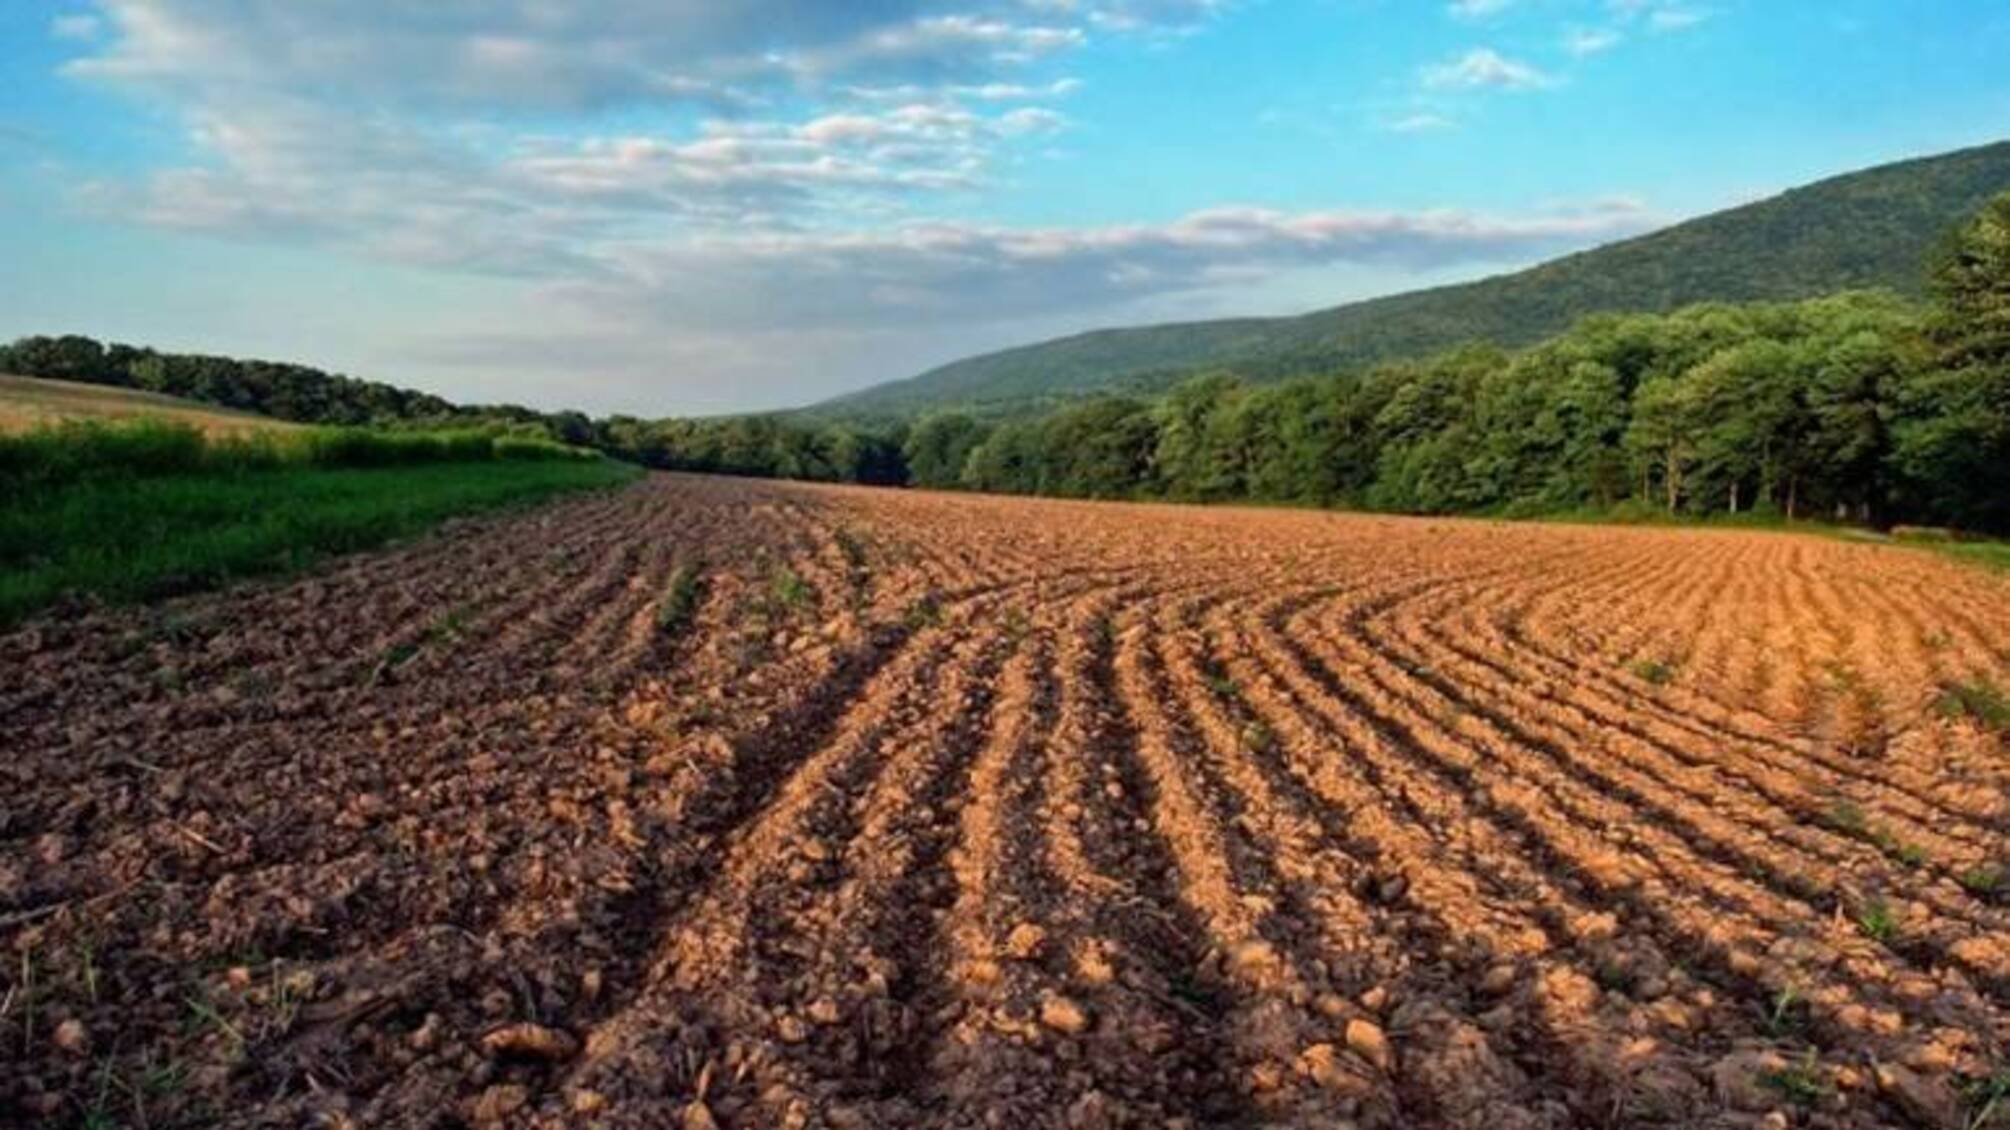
[1223,586,1774,1124]
[1016,580,1262,1125]
[1410,550,2008,856]
[1375,575,2010,997]
[904,571,1248,1125]
[1166,587,1640,1126]
[549,602,1019,1126]
[1285,589,2010,1082]
[1101,578,1431,1126]
[1491,554,2010,836]
[1433,571,2010,873]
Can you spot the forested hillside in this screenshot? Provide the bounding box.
[894,190,2010,533]
[818,140,2010,419]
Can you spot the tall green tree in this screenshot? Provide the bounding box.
[1893,191,2010,529]
[903,413,987,488]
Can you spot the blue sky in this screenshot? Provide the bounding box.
[2,1,2006,414]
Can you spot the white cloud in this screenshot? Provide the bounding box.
[1564,27,1622,55]
[63,1,1114,247]
[67,1,1130,111]
[1607,0,1711,33]
[1382,112,1455,133]
[1647,6,1709,31]
[845,77,1085,103]
[1421,48,1554,91]
[52,0,1656,412]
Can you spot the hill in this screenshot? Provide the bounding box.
[815,139,2010,419]
[0,373,302,435]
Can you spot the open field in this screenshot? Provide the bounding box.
[5,474,2010,1128]
[0,374,301,435]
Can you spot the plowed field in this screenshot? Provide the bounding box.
[6,474,2010,1129]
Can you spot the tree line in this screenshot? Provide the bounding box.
[7,191,2006,533]
[0,336,599,443]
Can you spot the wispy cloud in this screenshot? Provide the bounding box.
[1421,47,1554,91]
[1646,6,1710,31]
[1382,112,1455,133]
[1563,27,1622,55]
[565,203,1657,331]
[1607,0,1713,33]
[1447,0,1515,18]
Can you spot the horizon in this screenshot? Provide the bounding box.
[3,2,2007,416]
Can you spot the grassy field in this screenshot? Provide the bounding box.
[0,419,639,626]
[0,372,302,435]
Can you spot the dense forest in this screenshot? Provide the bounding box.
[819,140,2010,419]
[8,191,2008,534]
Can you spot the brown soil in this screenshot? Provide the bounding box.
[4,473,2009,1128]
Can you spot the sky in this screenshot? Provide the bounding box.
[2,2,2007,416]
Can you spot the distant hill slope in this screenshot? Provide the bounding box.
[0,373,301,435]
[816,139,2010,418]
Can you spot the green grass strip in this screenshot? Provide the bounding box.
[1,459,638,626]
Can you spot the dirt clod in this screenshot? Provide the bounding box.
[51,1019,88,1055]
[470,1083,528,1123]
[1344,1018,1391,1071]
[481,1021,579,1061]
[1040,993,1092,1035]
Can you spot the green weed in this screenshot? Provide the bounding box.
[1892,841,1929,868]
[75,938,99,1004]
[1827,799,1868,834]
[1961,1070,2010,1128]
[1856,897,1898,943]
[769,565,812,611]
[1764,984,1806,1036]
[833,527,868,571]
[1959,865,2004,899]
[183,994,245,1052]
[1002,607,1030,640]
[1630,657,1678,686]
[373,640,422,681]
[1936,679,2010,736]
[657,563,707,635]
[904,594,943,630]
[1760,1049,1831,1107]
